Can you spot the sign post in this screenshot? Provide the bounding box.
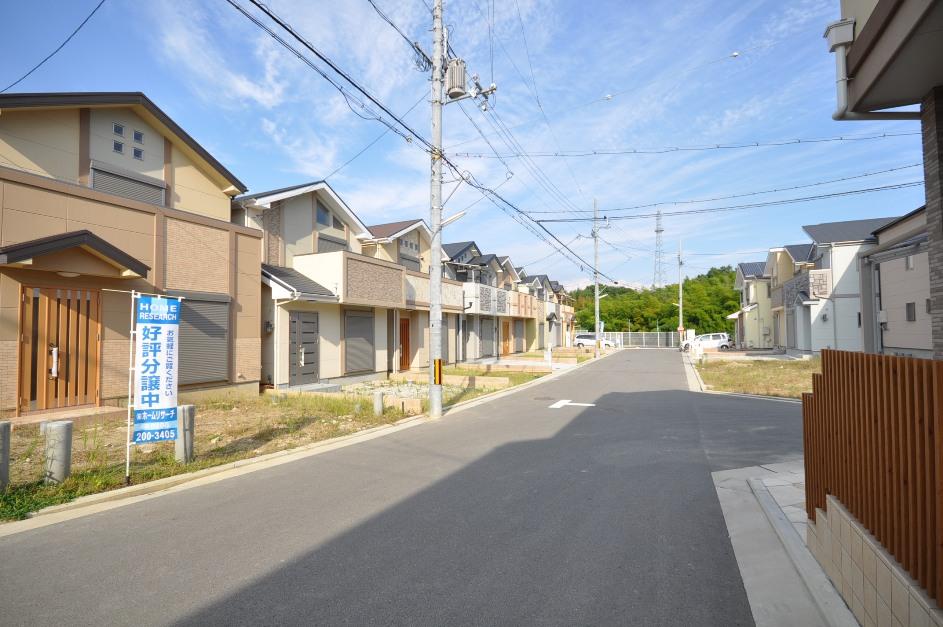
[124,293,182,484]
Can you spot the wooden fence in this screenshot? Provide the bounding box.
[802,349,943,603]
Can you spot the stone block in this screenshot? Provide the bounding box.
[876,559,893,605]
[891,571,910,625]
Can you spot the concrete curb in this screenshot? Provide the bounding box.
[1,350,618,535]
[683,353,801,404]
[748,478,857,627]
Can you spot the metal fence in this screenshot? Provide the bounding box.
[576,331,680,348]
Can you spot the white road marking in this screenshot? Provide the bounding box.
[548,399,596,409]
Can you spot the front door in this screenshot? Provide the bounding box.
[18,286,101,414]
[399,318,410,370]
[501,321,511,356]
[289,311,318,386]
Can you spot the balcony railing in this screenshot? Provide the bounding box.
[404,270,463,311]
[294,251,404,308]
[463,282,544,318]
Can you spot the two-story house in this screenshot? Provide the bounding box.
[233,181,387,389]
[0,92,262,417]
[729,262,773,349]
[859,206,932,358]
[361,219,464,371]
[767,217,897,355]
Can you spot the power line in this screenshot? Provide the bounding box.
[535,181,924,222]
[365,0,431,70]
[525,163,923,213]
[453,131,922,158]
[2,0,108,93]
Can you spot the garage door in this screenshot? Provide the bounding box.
[480,317,495,356]
[345,310,375,374]
[514,320,524,352]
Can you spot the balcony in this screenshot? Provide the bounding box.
[463,283,541,318]
[293,251,404,308]
[404,270,464,311]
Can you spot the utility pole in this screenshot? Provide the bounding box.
[678,239,684,346]
[428,0,445,419]
[593,198,601,359]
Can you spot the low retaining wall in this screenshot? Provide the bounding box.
[457,363,551,374]
[263,388,423,415]
[390,372,510,389]
[807,495,942,626]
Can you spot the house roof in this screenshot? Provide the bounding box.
[0,92,246,192]
[871,206,926,235]
[443,241,476,259]
[261,264,336,300]
[237,180,370,237]
[364,219,426,240]
[467,254,498,266]
[737,261,768,278]
[802,217,899,244]
[0,230,150,277]
[784,243,815,263]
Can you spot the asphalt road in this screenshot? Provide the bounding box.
[0,350,803,626]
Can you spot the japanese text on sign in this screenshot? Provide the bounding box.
[133,296,181,444]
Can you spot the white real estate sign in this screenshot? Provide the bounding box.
[132,295,182,444]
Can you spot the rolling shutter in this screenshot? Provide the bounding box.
[345,310,375,373]
[514,320,524,352]
[92,168,165,205]
[480,317,495,356]
[179,299,230,384]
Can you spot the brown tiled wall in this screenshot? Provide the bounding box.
[0,340,16,410]
[100,339,129,401]
[263,206,281,265]
[234,232,261,383]
[165,219,229,293]
[923,87,943,359]
[347,257,402,306]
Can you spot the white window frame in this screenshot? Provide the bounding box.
[113,122,124,136]
[133,129,145,144]
[113,140,124,154]
[133,147,144,161]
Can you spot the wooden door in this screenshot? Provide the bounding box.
[399,318,410,370]
[501,321,511,356]
[18,287,101,414]
[289,311,319,386]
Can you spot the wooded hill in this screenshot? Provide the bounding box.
[569,266,739,334]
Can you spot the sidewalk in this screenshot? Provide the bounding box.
[713,459,857,627]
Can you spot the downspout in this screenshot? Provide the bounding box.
[825,19,920,121]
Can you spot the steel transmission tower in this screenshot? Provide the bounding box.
[653,209,666,287]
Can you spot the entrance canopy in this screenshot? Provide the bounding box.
[0,230,149,278]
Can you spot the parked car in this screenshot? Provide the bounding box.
[680,333,732,352]
[574,333,615,348]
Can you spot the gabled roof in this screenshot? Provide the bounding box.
[871,206,925,235]
[0,92,246,192]
[443,241,476,259]
[467,254,498,266]
[0,230,149,277]
[802,217,898,244]
[237,180,370,237]
[262,264,336,301]
[364,219,427,241]
[737,261,768,278]
[784,243,814,263]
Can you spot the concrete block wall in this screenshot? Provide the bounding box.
[806,495,942,627]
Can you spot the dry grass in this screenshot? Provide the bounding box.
[1,395,407,521]
[696,358,821,399]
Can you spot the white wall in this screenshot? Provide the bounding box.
[282,195,314,264]
[831,243,867,295]
[89,108,163,179]
[880,252,932,353]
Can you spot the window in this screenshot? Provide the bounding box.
[906,302,917,322]
[113,140,124,154]
[928,299,933,314]
[857,312,861,328]
[767,283,771,298]
[905,255,915,271]
[113,122,124,136]
[133,129,144,144]
[332,215,343,230]
[133,147,144,161]
[316,202,331,226]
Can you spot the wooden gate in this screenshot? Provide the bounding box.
[18,287,101,414]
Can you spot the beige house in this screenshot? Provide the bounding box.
[0,92,261,417]
[729,262,773,349]
[859,206,931,358]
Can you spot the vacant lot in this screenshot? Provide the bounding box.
[696,358,821,399]
[1,394,407,521]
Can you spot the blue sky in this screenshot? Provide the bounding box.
[1,0,926,288]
